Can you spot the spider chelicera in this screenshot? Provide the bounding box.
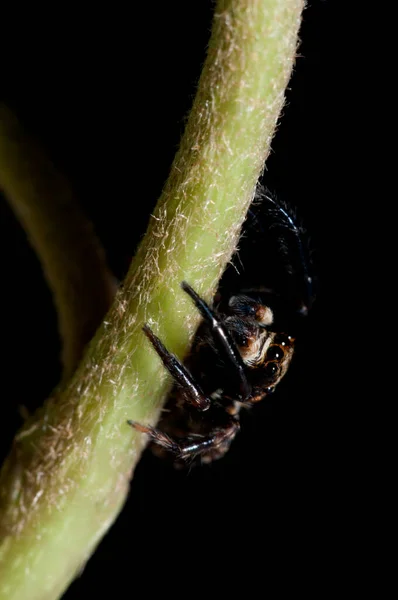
[128,189,314,467]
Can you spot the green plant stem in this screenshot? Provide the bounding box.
[0,1,304,598]
[0,105,116,381]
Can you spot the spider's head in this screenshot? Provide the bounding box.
[248,332,295,402]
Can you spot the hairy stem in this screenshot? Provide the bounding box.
[0,1,304,598]
[0,105,116,381]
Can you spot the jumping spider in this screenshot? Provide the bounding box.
[128,189,313,467]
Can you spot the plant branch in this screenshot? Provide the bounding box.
[0,1,305,598]
[0,105,117,380]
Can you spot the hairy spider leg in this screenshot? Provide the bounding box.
[128,418,240,460]
[181,281,251,400]
[142,324,210,411]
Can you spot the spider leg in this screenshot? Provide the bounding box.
[181,281,251,400]
[128,417,239,460]
[143,324,210,411]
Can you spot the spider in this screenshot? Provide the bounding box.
[128,188,314,466]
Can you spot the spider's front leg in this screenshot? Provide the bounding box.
[181,282,251,400]
[142,324,211,411]
[128,418,240,462]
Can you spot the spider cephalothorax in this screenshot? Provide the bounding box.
[128,189,314,466]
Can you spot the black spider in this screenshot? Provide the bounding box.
[128,187,314,467]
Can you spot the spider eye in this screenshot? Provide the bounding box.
[267,345,284,361]
[263,362,278,378]
[274,334,294,347]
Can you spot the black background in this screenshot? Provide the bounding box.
[1,1,337,596]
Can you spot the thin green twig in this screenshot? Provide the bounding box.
[0,106,117,381]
